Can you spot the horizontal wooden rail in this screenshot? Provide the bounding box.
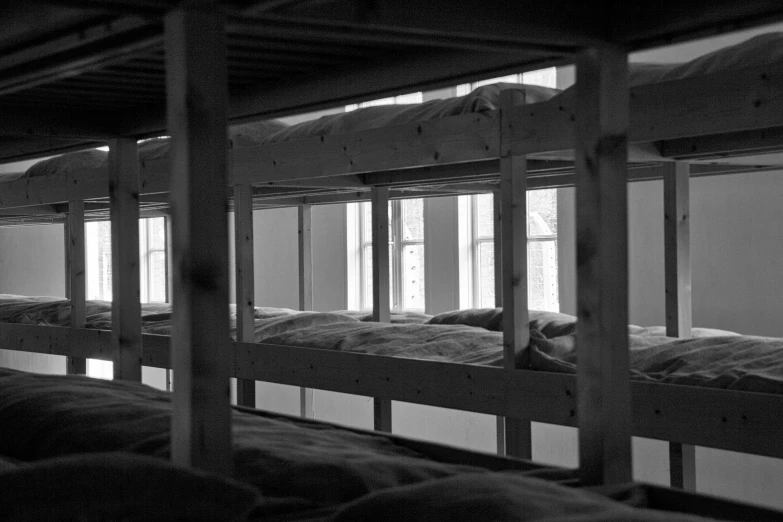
[1,323,782,460]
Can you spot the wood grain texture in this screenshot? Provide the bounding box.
[370,186,392,431]
[165,3,232,476]
[499,89,532,460]
[66,199,87,376]
[509,64,783,156]
[493,190,505,454]
[663,161,696,491]
[234,184,256,408]
[574,46,632,486]
[108,138,142,383]
[2,323,783,459]
[298,204,314,418]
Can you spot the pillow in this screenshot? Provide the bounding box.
[0,452,258,522]
[426,308,577,338]
[426,308,504,331]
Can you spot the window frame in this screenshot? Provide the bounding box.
[355,198,425,312]
[463,192,559,311]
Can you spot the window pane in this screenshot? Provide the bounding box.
[402,244,425,310]
[363,203,372,243]
[149,251,167,302]
[148,217,166,250]
[478,241,495,308]
[86,221,113,301]
[362,245,394,311]
[401,198,423,241]
[528,189,557,236]
[476,194,494,238]
[528,239,559,312]
[363,245,373,310]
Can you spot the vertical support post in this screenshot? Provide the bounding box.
[493,190,506,454]
[664,161,696,490]
[66,200,87,375]
[493,191,503,307]
[371,187,392,432]
[165,2,232,475]
[298,204,315,418]
[498,90,532,460]
[575,45,633,485]
[109,138,141,382]
[234,184,255,408]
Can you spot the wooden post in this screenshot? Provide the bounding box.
[298,204,315,418]
[66,200,87,375]
[165,2,232,475]
[493,191,503,307]
[498,89,532,460]
[109,138,141,382]
[234,184,255,408]
[575,45,633,485]
[664,161,696,490]
[493,190,505,454]
[371,187,392,432]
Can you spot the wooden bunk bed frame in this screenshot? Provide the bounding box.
[2,0,783,515]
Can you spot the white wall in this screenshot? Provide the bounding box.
[0,224,67,374]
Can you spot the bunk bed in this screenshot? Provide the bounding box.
[2,0,783,519]
[2,30,783,460]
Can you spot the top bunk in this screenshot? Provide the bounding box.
[1,1,782,160]
[2,29,783,221]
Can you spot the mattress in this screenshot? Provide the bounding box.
[19,32,783,183]
[0,366,727,521]
[2,295,783,394]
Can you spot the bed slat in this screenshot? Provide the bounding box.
[108,138,142,382]
[165,3,232,476]
[575,45,633,486]
[664,161,696,490]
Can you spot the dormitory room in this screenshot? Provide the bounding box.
[1,1,783,520]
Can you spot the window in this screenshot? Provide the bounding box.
[460,192,558,312]
[85,216,169,378]
[456,68,559,312]
[348,198,425,312]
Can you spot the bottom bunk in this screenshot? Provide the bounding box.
[0,366,780,522]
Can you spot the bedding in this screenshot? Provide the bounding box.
[0,367,729,521]
[23,82,557,180]
[1,295,783,393]
[0,452,258,522]
[20,32,783,184]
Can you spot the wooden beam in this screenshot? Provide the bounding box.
[575,45,632,486]
[493,191,503,308]
[498,90,532,460]
[664,161,696,491]
[109,138,141,382]
[227,12,579,55]
[234,184,256,408]
[0,25,163,98]
[370,186,392,432]
[371,187,391,323]
[493,187,505,456]
[298,204,314,419]
[3,322,783,461]
[166,3,232,476]
[66,200,87,376]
